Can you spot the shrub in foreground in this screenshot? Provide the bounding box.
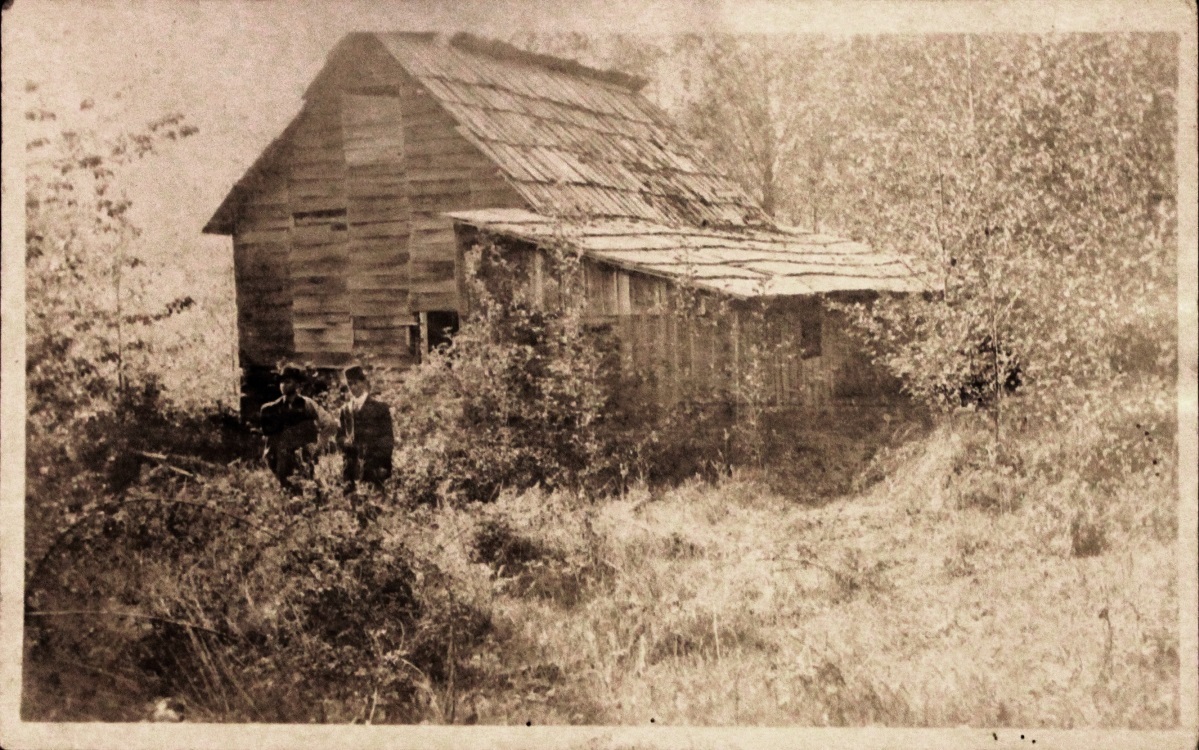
[24,462,497,723]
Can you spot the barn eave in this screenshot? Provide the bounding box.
[445,208,939,300]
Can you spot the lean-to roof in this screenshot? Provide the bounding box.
[446,209,936,298]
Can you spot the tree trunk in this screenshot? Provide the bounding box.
[992,339,1002,447]
[114,249,125,401]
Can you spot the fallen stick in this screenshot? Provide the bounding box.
[135,451,201,480]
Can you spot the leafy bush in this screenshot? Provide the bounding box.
[378,239,738,508]
[821,34,1176,444]
[22,90,231,592]
[25,462,499,723]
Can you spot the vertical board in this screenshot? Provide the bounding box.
[288,97,351,363]
[753,299,843,407]
[343,93,416,365]
[404,92,477,312]
[233,169,293,367]
[616,272,632,316]
[343,93,405,167]
[398,70,525,313]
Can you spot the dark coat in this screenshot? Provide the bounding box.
[260,394,319,486]
[337,395,395,486]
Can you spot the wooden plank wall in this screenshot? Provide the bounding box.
[583,262,743,404]
[824,308,903,401]
[233,49,531,371]
[396,71,524,313]
[551,255,885,408]
[464,236,912,410]
[287,97,352,367]
[468,239,898,408]
[734,299,834,406]
[343,93,415,363]
[232,169,293,367]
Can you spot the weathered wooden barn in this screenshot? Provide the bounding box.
[205,31,930,413]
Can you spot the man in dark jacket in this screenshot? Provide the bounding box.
[336,365,395,491]
[260,364,319,491]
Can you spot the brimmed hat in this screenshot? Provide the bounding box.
[343,365,368,384]
[279,364,306,382]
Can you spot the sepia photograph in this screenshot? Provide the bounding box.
[1,1,1196,748]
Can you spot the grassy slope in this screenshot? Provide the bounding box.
[443,408,1178,727]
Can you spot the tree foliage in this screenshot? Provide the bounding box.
[670,34,1176,431]
[674,34,840,221]
[23,83,214,577]
[24,83,201,433]
[382,238,632,505]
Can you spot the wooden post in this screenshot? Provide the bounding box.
[418,311,429,364]
[532,250,545,309]
[731,309,741,396]
[617,272,631,315]
[687,318,697,395]
[671,316,681,397]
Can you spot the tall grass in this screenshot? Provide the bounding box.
[446,381,1178,727]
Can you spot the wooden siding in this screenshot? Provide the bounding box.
[230,63,528,371]
[479,241,895,408]
[395,70,525,313]
[734,298,834,406]
[286,97,352,366]
[233,169,293,367]
[343,93,416,362]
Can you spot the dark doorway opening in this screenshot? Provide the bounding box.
[425,310,459,354]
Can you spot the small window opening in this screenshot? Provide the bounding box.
[293,207,347,227]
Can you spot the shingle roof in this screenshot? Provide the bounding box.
[204,32,768,235]
[446,208,937,298]
[377,33,766,227]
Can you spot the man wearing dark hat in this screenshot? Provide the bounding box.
[260,364,320,490]
[336,365,395,491]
